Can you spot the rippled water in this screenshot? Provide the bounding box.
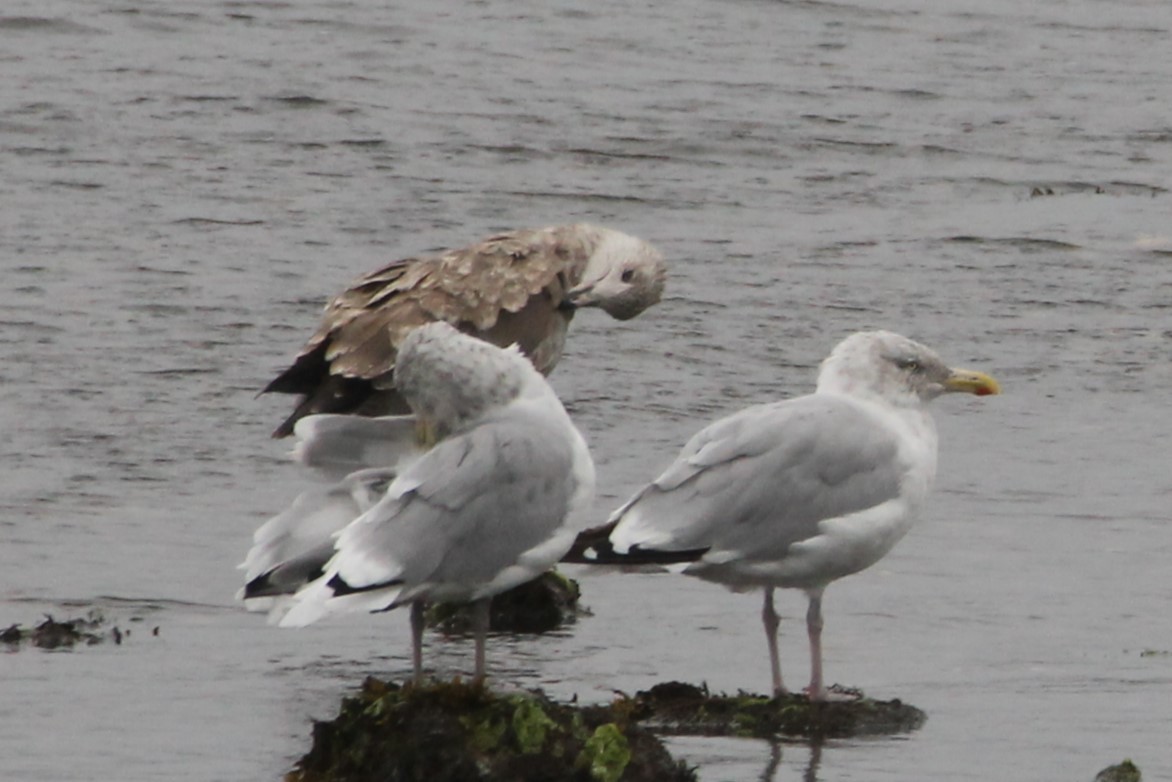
[3,0,1170,780]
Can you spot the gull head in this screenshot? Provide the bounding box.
[816,330,1000,407]
[393,322,538,440]
[566,227,666,320]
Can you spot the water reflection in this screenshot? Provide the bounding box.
[759,739,821,782]
[760,740,783,782]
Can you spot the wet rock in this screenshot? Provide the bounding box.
[0,623,23,644]
[0,612,113,649]
[427,570,584,634]
[1094,760,1142,782]
[627,681,926,739]
[287,678,696,782]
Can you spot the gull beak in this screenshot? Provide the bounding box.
[942,368,1001,396]
[563,283,595,309]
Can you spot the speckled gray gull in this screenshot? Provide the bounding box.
[263,224,666,437]
[564,330,1000,700]
[246,322,596,685]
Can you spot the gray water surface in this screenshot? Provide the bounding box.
[2,0,1170,780]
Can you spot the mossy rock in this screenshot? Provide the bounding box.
[288,678,696,782]
[0,612,118,649]
[1094,760,1142,782]
[427,571,583,635]
[626,681,926,739]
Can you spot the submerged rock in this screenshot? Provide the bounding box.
[287,678,695,782]
[1094,760,1142,782]
[427,570,584,634]
[628,681,926,739]
[1,612,113,649]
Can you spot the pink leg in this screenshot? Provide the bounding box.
[761,588,787,696]
[805,587,826,700]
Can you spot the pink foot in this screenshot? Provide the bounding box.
[804,683,863,702]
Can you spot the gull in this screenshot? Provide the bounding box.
[263,224,666,437]
[564,330,1000,700]
[243,322,596,685]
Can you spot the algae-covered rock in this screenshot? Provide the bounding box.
[288,678,695,782]
[627,681,926,739]
[0,612,123,649]
[285,677,927,780]
[427,570,583,634]
[1094,760,1142,782]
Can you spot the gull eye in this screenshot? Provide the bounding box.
[620,269,635,283]
[894,356,922,372]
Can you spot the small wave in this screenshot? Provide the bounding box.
[0,16,102,34]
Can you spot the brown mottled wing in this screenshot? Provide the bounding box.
[264,226,594,436]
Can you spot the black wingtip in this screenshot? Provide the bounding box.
[561,523,709,566]
[561,522,618,564]
[326,573,404,597]
[271,416,297,439]
[242,572,282,600]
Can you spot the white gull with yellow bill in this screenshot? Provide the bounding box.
[566,330,1000,700]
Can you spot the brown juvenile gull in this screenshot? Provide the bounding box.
[244,322,596,685]
[563,330,1000,700]
[263,223,666,437]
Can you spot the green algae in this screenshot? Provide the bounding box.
[626,681,926,739]
[511,696,559,754]
[427,570,583,634]
[578,723,631,782]
[461,709,508,754]
[287,678,695,782]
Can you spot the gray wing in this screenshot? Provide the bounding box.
[239,467,399,598]
[240,413,425,601]
[610,395,905,560]
[292,414,427,481]
[328,412,581,598]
